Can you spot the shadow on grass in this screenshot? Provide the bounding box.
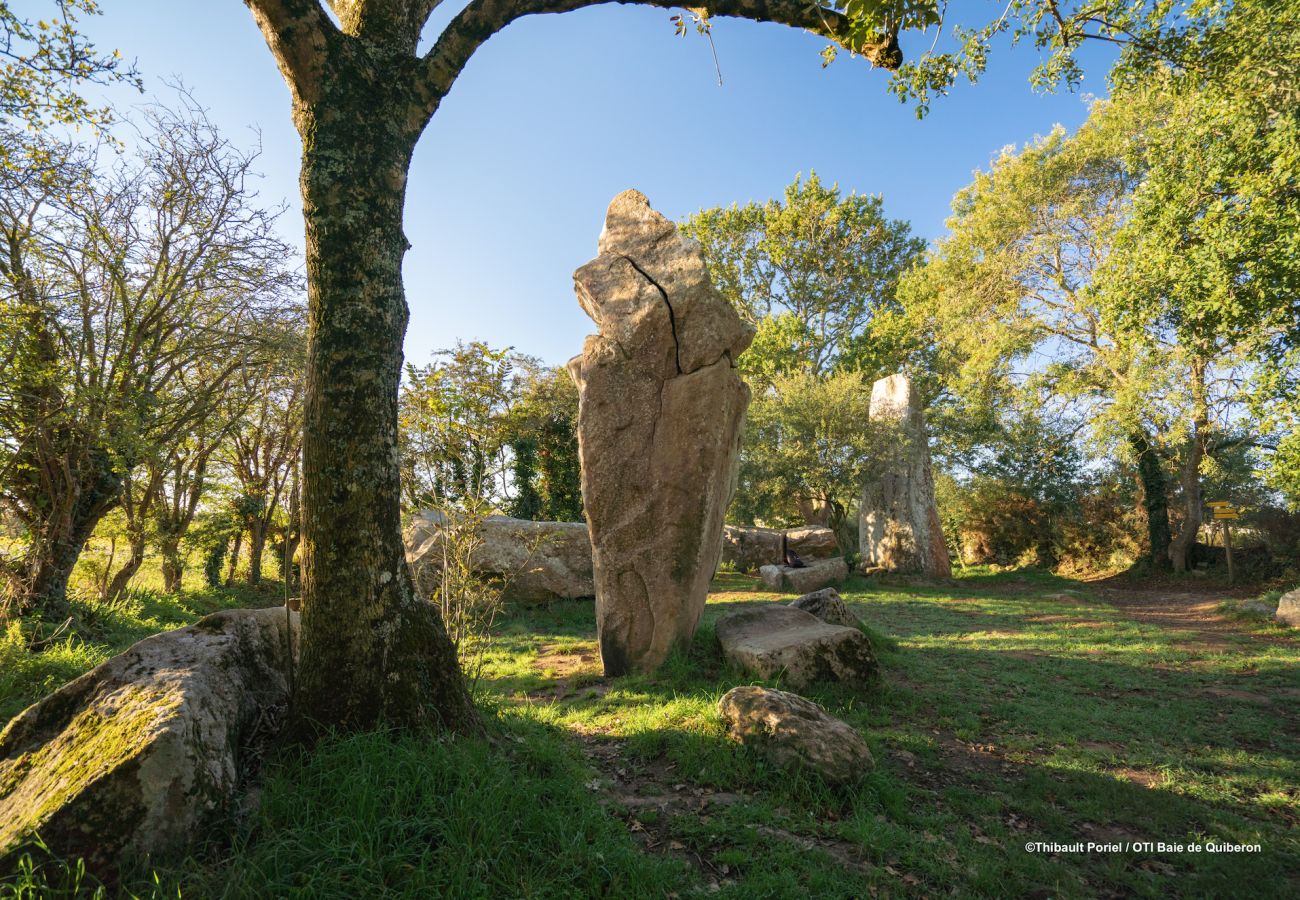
[477,588,1300,892]
[7,574,1297,899]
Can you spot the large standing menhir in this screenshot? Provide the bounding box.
[859,373,952,577]
[570,191,753,675]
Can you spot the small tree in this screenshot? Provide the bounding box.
[735,370,890,558]
[507,365,583,523]
[938,413,1086,568]
[221,322,306,586]
[151,419,230,593]
[398,341,524,511]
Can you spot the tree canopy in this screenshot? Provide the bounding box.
[682,173,922,388]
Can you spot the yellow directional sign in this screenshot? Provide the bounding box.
[1211,501,1242,520]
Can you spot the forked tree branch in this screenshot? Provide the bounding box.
[243,0,338,105]
[328,0,444,46]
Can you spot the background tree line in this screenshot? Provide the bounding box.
[0,84,309,616]
[671,2,1300,577]
[395,21,1300,584]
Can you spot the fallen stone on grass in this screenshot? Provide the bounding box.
[1276,588,1300,627]
[788,588,861,629]
[0,606,297,882]
[717,685,873,783]
[406,511,594,604]
[1239,599,1277,617]
[721,525,839,573]
[758,557,850,594]
[714,605,877,688]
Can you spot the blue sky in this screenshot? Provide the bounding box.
[64,1,1115,368]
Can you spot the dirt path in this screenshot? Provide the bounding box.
[1087,580,1291,649]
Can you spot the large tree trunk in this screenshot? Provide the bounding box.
[1169,361,1209,572]
[159,536,185,593]
[21,527,92,616]
[289,62,477,735]
[1130,429,1172,572]
[14,449,122,615]
[246,519,267,586]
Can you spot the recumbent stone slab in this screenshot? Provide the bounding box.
[759,556,850,594]
[720,525,839,573]
[715,604,877,688]
[405,511,594,604]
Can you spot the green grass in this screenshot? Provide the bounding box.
[150,726,687,899]
[6,567,1299,897]
[1,558,284,724]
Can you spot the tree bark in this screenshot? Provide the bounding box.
[247,520,267,586]
[159,536,185,593]
[826,499,856,562]
[1130,429,1172,572]
[1168,360,1209,572]
[289,47,478,735]
[103,533,146,600]
[281,473,302,592]
[15,449,122,614]
[224,530,243,587]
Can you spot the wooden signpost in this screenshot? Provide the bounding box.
[1207,501,1239,584]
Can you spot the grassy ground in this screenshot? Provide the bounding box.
[4,568,1297,897]
[0,560,284,724]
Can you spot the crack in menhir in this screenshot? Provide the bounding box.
[620,254,682,376]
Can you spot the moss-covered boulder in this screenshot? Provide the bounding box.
[718,686,873,783]
[0,606,297,882]
[789,587,862,629]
